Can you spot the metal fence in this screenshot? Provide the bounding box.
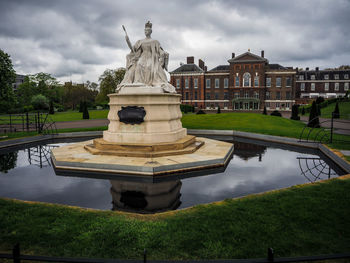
[0,112,57,135]
[0,244,350,263]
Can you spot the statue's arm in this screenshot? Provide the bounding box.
[159,46,169,71]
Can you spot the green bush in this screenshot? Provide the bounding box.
[333,102,340,118]
[82,101,89,119]
[263,106,267,115]
[196,109,206,114]
[290,104,300,120]
[180,104,194,113]
[270,110,282,117]
[31,94,49,110]
[308,101,320,128]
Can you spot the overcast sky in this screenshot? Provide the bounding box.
[1,0,350,84]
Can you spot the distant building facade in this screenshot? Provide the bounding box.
[170,51,297,111]
[12,74,26,92]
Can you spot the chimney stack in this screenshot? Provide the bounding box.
[204,66,207,72]
[261,50,264,58]
[316,67,319,71]
[306,67,309,71]
[198,59,205,70]
[232,53,235,58]
[187,56,194,64]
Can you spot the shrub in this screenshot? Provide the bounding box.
[308,101,320,128]
[217,106,221,114]
[79,101,84,112]
[196,109,206,114]
[301,107,305,115]
[316,97,325,104]
[333,102,340,119]
[270,110,282,117]
[180,104,194,114]
[290,104,300,120]
[263,106,267,115]
[31,94,49,110]
[82,101,89,119]
[49,101,55,115]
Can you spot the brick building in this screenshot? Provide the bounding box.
[295,68,350,105]
[170,51,297,111]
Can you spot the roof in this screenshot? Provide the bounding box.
[228,51,268,63]
[209,65,229,72]
[170,64,204,73]
[267,64,286,70]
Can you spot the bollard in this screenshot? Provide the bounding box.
[268,247,274,262]
[144,248,147,263]
[13,243,20,263]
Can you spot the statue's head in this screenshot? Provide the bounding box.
[144,21,152,37]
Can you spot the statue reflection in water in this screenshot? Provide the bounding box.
[110,179,182,213]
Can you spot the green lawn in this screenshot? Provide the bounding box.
[320,101,350,119]
[0,177,349,260]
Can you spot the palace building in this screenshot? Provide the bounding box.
[170,51,297,111]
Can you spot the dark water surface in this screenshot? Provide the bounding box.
[0,139,346,213]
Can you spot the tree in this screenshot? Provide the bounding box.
[333,102,340,119]
[308,101,320,128]
[290,104,300,120]
[96,68,125,104]
[49,100,55,114]
[86,80,98,92]
[301,107,305,115]
[31,94,49,110]
[0,49,17,113]
[17,76,37,106]
[263,106,267,115]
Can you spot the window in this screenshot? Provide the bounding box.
[276,92,280,100]
[266,77,271,87]
[243,72,251,87]
[215,78,219,88]
[224,78,228,88]
[265,102,270,108]
[324,83,329,91]
[254,76,259,87]
[334,74,339,80]
[276,77,282,87]
[324,74,329,80]
[244,92,249,98]
[286,77,291,87]
[299,75,304,80]
[215,92,219,100]
[235,76,239,87]
[234,92,240,98]
[206,92,211,100]
[345,83,349,91]
[265,91,270,99]
[300,83,305,91]
[194,78,198,89]
[176,79,180,89]
[185,78,189,89]
[286,102,290,109]
[311,75,315,80]
[345,74,349,79]
[224,92,228,100]
[194,91,198,100]
[286,91,291,99]
[276,102,280,108]
[224,102,228,109]
[335,83,339,91]
[311,83,315,91]
[185,92,189,100]
[254,91,259,98]
[206,79,211,89]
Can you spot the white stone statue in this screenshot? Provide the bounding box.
[116,21,176,93]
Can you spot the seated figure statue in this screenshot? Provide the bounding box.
[117,21,176,93]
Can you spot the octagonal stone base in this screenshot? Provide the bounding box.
[51,137,234,182]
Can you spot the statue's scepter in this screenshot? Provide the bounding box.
[122,25,134,53]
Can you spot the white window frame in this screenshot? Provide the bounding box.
[215,78,219,89]
[324,74,329,80]
[243,72,251,87]
[334,74,339,80]
[345,74,349,80]
[299,75,304,80]
[224,78,228,89]
[311,83,315,91]
[176,79,180,89]
[301,83,305,91]
[324,83,329,91]
[266,77,271,87]
[185,78,189,89]
[194,78,198,89]
[254,76,259,87]
[286,77,291,87]
[276,77,282,87]
[206,79,211,89]
[335,83,339,91]
[345,82,349,91]
[311,75,315,80]
[235,75,239,87]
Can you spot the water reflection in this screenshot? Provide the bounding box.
[0,140,345,213]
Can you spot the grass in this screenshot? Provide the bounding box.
[320,101,350,119]
[0,177,349,260]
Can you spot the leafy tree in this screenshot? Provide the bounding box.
[17,76,37,106]
[31,94,49,110]
[308,101,320,128]
[333,102,340,119]
[96,68,125,104]
[63,82,97,110]
[263,106,267,115]
[49,100,55,114]
[0,49,17,113]
[0,152,18,173]
[86,80,98,92]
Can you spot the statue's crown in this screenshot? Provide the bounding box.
[145,21,152,29]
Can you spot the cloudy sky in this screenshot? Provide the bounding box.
[1,0,350,84]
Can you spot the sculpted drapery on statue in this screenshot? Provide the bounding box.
[117,21,176,93]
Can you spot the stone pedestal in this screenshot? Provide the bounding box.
[103,91,186,144]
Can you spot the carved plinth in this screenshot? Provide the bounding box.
[103,91,187,144]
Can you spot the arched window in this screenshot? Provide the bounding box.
[243,72,251,87]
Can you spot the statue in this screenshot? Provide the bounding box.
[117,21,176,93]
